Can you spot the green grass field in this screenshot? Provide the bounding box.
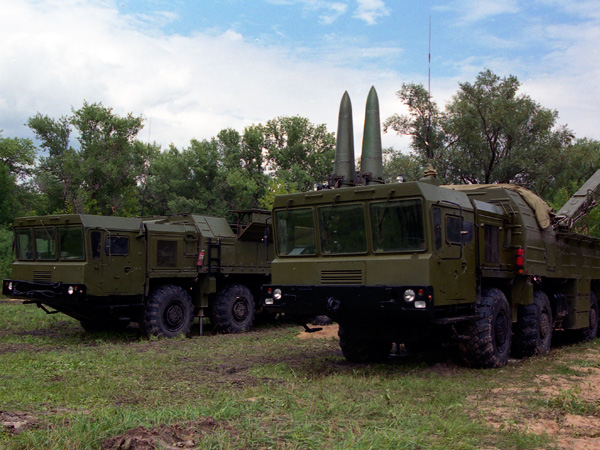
[1,299,599,450]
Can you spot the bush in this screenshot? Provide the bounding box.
[0,225,13,280]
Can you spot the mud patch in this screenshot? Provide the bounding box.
[0,411,47,435]
[297,324,339,340]
[101,417,223,450]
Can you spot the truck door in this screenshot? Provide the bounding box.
[432,206,476,302]
[89,230,145,296]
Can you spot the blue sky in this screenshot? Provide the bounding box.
[1,0,599,151]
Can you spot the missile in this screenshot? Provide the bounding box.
[333,91,356,188]
[360,86,384,185]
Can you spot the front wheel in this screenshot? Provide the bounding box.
[141,285,194,338]
[459,288,512,368]
[211,284,255,333]
[338,325,392,363]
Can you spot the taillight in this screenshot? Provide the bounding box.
[516,247,525,274]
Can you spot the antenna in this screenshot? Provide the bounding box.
[427,16,432,160]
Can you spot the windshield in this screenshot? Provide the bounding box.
[318,204,367,255]
[274,208,316,256]
[15,226,85,261]
[370,199,425,252]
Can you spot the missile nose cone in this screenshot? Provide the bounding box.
[361,86,383,185]
[334,91,356,187]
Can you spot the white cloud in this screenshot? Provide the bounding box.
[353,0,390,25]
[0,0,405,151]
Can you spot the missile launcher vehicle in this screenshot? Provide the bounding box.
[263,87,600,368]
[3,210,272,337]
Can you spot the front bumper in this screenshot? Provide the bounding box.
[3,279,86,300]
[262,284,434,322]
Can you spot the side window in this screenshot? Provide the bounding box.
[446,216,474,244]
[432,207,442,251]
[157,240,178,267]
[91,231,102,260]
[105,236,129,256]
[15,228,34,261]
[484,225,500,263]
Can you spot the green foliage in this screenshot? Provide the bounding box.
[28,102,146,216]
[0,225,13,279]
[264,116,335,192]
[384,70,573,194]
[382,147,423,183]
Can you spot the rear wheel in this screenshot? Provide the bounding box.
[141,285,194,338]
[459,288,512,368]
[338,325,392,363]
[512,290,553,357]
[211,284,255,333]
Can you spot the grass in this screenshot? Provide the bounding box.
[1,298,599,449]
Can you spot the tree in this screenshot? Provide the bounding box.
[443,70,572,191]
[28,102,146,215]
[381,148,422,183]
[383,83,445,161]
[0,132,38,223]
[264,116,335,192]
[0,133,36,180]
[384,70,573,195]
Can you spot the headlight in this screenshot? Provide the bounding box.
[273,289,282,300]
[67,286,75,295]
[403,289,416,302]
[7,282,12,291]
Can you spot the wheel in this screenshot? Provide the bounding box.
[459,288,512,368]
[338,325,392,363]
[141,285,194,338]
[576,292,599,342]
[211,284,255,333]
[512,290,553,358]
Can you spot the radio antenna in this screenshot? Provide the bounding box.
[426,16,433,160]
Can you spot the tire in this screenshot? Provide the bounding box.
[459,288,512,368]
[211,284,255,333]
[576,292,599,342]
[338,325,392,363]
[141,285,194,338]
[512,290,553,358]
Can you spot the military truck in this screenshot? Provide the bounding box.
[263,87,600,368]
[3,210,272,337]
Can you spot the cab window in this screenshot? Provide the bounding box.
[318,204,367,255]
[371,199,425,252]
[105,236,129,256]
[274,208,316,256]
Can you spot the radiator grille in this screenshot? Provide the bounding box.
[33,271,51,282]
[320,269,363,285]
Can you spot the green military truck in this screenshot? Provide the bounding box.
[263,87,600,368]
[3,210,272,337]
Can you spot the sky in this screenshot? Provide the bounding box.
[1,0,600,153]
